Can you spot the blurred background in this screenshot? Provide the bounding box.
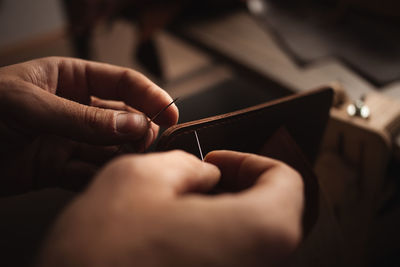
[1,0,399,102]
[0,0,400,266]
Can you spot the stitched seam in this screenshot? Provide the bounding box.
[163,108,270,148]
[161,88,330,149]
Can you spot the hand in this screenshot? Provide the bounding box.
[37,150,304,267]
[0,57,178,194]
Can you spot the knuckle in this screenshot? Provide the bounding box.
[82,106,113,132]
[82,106,98,126]
[286,168,303,190]
[273,161,303,188]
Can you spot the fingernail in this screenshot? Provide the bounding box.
[116,113,147,135]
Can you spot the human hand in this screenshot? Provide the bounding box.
[37,150,304,267]
[0,57,178,194]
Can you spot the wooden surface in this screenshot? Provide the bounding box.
[180,11,400,101]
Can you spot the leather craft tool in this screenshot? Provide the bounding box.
[194,130,204,161]
[150,97,179,122]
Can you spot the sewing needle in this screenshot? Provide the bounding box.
[194,130,204,161]
[150,97,179,122]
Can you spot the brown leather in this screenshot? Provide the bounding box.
[156,86,333,232]
[259,127,319,234]
[157,86,333,163]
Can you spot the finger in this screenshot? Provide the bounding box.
[205,150,304,244]
[90,96,161,149]
[90,96,133,112]
[90,96,150,115]
[97,151,221,196]
[204,150,278,192]
[143,151,221,195]
[6,81,152,145]
[113,125,158,154]
[205,150,303,199]
[55,57,179,126]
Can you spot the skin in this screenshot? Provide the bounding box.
[0,57,304,266]
[0,57,178,193]
[37,150,304,267]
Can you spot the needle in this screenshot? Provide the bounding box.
[194,130,204,161]
[150,97,179,122]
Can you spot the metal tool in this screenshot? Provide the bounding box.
[150,97,179,122]
[194,130,204,161]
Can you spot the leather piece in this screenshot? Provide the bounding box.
[156,86,333,233]
[259,127,319,235]
[157,86,333,164]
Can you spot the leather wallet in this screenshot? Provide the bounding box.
[156,86,334,232]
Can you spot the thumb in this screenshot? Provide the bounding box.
[9,86,151,145]
[54,97,151,145]
[89,151,221,198]
[120,151,221,195]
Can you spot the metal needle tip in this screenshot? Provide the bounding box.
[194,130,204,161]
[150,97,179,122]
